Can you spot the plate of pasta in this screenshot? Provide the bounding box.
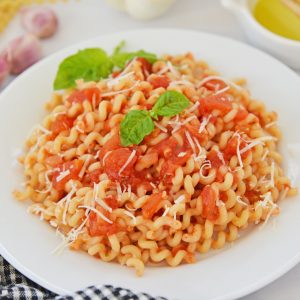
[0,29,300,300]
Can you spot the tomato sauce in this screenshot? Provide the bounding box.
[67,88,101,106]
[52,159,83,191]
[203,79,227,92]
[87,197,122,237]
[142,192,164,219]
[148,75,170,89]
[198,94,232,116]
[201,185,219,221]
[50,115,75,136]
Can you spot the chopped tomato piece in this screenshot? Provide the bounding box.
[198,94,232,115]
[104,148,137,180]
[207,150,224,168]
[201,185,219,221]
[67,88,101,106]
[87,169,102,184]
[136,57,152,76]
[87,211,120,237]
[219,192,228,202]
[104,195,119,210]
[223,136,247,160]
[142,192,163,219]
[184,123,207,142]
[148,75,170,89]
[45,155,63,167]
[50,115,74,135]
[99,134,121,161]
[151,136,178,157]
[235,109,248,121]
[52,159,83,191]
[203,79,227,91]
[244,190,260,204]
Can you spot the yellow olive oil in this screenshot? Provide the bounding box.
[254,0,300,41]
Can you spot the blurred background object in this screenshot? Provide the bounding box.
[0,0,63,34]
[0,3,58,87]
[105,0,176,20]
[222,0,300,69]
[21,6,58,38]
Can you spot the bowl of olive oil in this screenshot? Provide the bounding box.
[222,0,300,69]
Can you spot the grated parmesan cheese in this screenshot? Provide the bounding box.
[198,115,211,134]
[118,150,137,176]
[106,71,135,88]
[79,205,112,224]
[123,210,137,225]
[102,151,112,166]
[56,169,70,182]
[174,195,185,204]
[95,198,113,213]
[261,149,269,161]
[199,160,213,178]
[265,121,277,129]
[154,121,168,133]
[234,133,243,169]
[101,80,140,97]
[186,101,200,114]
[178,152,187,157]
[236,196,248,206]
[197,75,243,91]
[240,140,263,154]
[169,80,194,87]
[185,130,196,155]
[167,61,180,78]
[78,156,92,178]
[214,86,230,95]
[150,182,157,189]
[162,205,170,217]
[58,184,77,225]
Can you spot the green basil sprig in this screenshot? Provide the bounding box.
[120,91,190,146]
[53,42,157,90]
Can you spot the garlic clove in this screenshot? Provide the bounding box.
[7,34,43,75]
[125,0,176,20]
[104,0,127,11]
[0,51,10,87]
[21,6,58,39]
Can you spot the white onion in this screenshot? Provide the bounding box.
[0,51,10,87]
[7,34,43,75]
[21,6,58,39]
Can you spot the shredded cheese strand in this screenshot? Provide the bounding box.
[118,150,137,176]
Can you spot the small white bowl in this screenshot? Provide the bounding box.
[221,0,300,69]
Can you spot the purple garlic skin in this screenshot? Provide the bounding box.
[8,34,43,75]
[21,6,58,39]
[0,51,11,87]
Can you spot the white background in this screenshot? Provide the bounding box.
[1,0,300,299]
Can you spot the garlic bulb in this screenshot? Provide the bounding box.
[105,0,176,20]
[21,6,58,38]
[7,34,43,75]
[0,51,10,87]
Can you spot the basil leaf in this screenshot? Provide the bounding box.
[111,50,157,69]
[151,91,190,118]
[54,48,113,90]
[113,40,126,55]
[120,110,154,146]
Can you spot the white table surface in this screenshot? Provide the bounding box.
[1,0,300,299]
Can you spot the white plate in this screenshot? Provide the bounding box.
[0,29,300,300]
